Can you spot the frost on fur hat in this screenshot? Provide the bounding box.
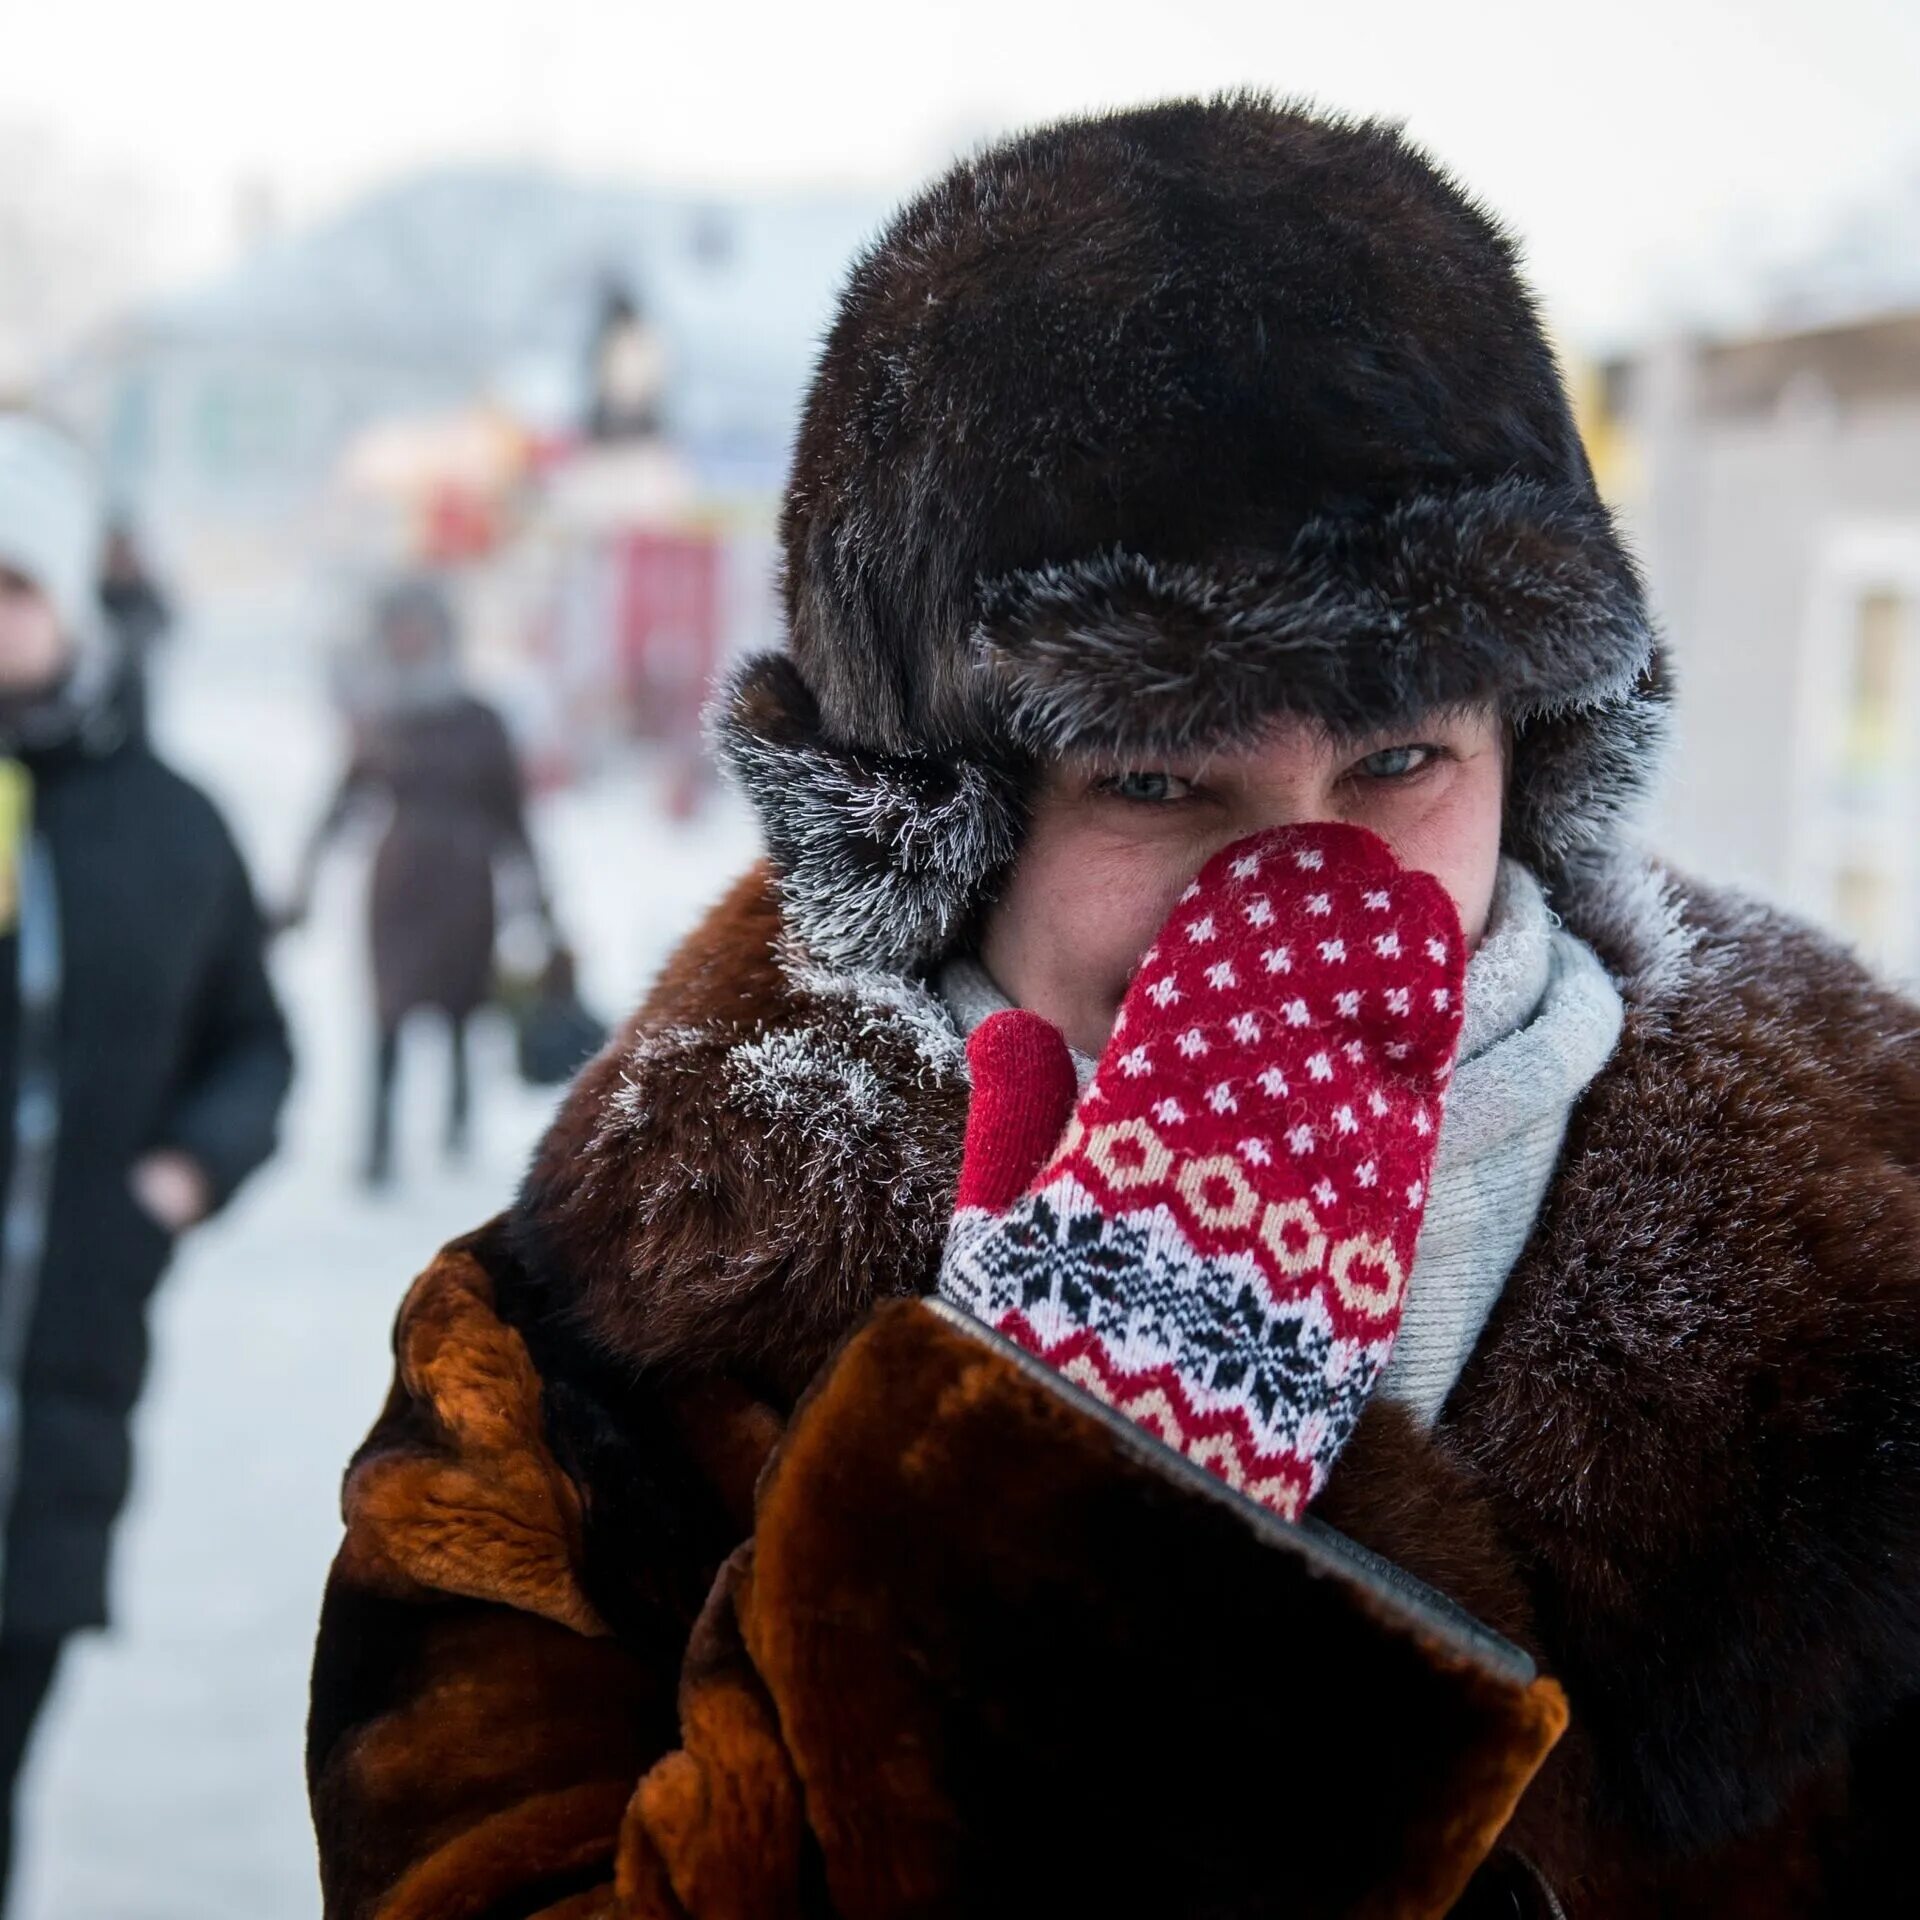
[0,415,103,645]
[716,96,1669,972]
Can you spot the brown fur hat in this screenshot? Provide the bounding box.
[716,96,1668,969]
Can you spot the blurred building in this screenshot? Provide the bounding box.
[28,164,882,807]
[311,254,784,795]
[38,167,883,590]
[1603,305,1920,984]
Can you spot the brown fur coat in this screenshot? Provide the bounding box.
[308,863,1920,1917]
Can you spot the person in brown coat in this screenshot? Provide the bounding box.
[290,577,546,1184]
[306,101,1920,1917]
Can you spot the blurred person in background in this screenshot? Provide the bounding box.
[284,577,549,1187]
[0,413,291,1910]
[95,521,172,744]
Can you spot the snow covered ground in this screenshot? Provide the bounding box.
[14,609,760,1919]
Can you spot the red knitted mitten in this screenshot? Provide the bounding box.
[939,823,1466,1519]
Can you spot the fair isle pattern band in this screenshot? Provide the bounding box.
[942,1170,1401,1518]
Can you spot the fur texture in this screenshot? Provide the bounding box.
[513,863,970,1398]
[523,865,1915,1912]
[308,1241,679,1920]
[1450,901,1920,1863]
[737,1298,1565,1918]
[711,654,1023,970]
[311,864,1920,1916]
[716,96,1669,972]
[974,482,1649,747]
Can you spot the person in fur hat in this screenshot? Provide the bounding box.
[0,414,290,1908]
[307,100,1919,1918]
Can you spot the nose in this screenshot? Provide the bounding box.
[1191,786,1345,878]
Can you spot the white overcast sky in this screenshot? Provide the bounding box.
[7,0,1919,343]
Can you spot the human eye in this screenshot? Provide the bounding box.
[1351,743,1440,782]
[1093,770,1198,805]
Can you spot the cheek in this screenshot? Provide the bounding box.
[1352,763,1505,944]
[981,824,1194,1045]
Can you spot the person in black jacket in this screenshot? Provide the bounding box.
[0,414,292,1908]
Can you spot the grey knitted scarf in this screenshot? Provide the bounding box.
[937,857,1624,1429]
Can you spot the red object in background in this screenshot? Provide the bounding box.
[614,530,723,738]
[421,484,501,562]
[526,429,584,474]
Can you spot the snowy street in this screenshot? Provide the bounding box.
[15,611,759,1919]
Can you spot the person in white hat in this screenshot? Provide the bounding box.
[0,413,292,1909]
[0,417,114,735]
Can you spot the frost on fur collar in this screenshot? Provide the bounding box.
[712,652,1022,972]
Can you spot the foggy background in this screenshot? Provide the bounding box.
[4,3,1919,1912]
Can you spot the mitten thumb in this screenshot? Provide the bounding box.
[955,1010,1079,1214]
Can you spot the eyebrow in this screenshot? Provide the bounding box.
[1313,703,1495,752]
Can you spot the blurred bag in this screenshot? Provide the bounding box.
[512,946,607,1087]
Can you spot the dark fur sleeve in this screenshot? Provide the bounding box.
[306,1238,681,1919]
[308,1235,1573,1917]
[723,1299,1568,1917]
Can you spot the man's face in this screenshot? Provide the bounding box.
[979,707,1507,1058]
[0,567,70,694]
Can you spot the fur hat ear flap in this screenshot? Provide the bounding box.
[1506,656,1676,951]
[711,652,1025,972]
